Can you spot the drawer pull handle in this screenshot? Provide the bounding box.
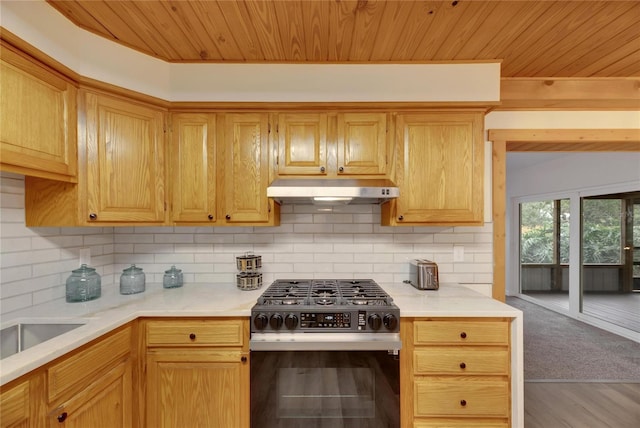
[460,399,467,407]
[57,412,68,423]
[241,356,247,363]
[189,333,196,341]
[460,332,467,339]
[459,362,466,369]
[208,214,214,220]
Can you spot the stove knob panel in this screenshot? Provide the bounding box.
[284,314,298,330]
[383,314,398,331]
[270,313,284,330]
[368,314,382,331]
[254,314,269,330]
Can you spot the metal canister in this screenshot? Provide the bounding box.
[236,252,262,271]
[236,272,263,291]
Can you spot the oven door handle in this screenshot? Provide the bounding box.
[249,332,402,351]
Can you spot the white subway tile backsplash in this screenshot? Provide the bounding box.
[155,234,195,244]
[294,223,333,234]
[333,223,372,234]
[1,237,31,253]
[0,208,26,222]
[1,173,494,317]
[314,253,354,263]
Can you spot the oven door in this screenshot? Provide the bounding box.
[250,350,399,428]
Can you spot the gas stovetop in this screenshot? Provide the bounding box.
[251,279,400,334]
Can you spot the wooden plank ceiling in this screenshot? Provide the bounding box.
[46,0,640,78]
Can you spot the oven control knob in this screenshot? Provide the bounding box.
[368,314,382,331]
[284,314,298,330]
[254,314,269,330]
[383,314,398,330]
[270,313,284,330]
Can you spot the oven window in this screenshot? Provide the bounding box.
[251,351,399,428]
[277,367,375,419]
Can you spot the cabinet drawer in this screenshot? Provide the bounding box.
[415,377,510,418]
[414,320,509,345]
[146,319,245,347]
[48,326,131,402]
[0,379,29,427]
[414,347,509,375]
[415,420,509,428]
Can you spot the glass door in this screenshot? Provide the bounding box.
[581,193,640,332]
[519,199,570,310]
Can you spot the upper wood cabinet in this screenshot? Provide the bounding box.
[276,112,328,175]
[382,112,484,226]
[170,113,217,223]
[83,91,167,224]
[275,112,390,178]
[336,112,390,176]
[0,43,77,182]
[221,113,279,225]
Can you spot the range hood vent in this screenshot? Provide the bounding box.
[267,179,399,205]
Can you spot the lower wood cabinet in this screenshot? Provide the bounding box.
[0,324,134,428]
[143,318,250,428]
[47,359,132,428]
[0,376,40,428]
[401,318,512,428]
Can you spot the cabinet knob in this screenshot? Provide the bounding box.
[460,332,467,339]
[398,215,404,221]
[338,166,344,173]
[459,362,466,369]
[225,214,231,220]
[208,214,214,220]
[89,213,97,220]
[241,356,247,363]
[460,399,467,407]
[57,412,68,423]
[320,166,325,173]
[189,333,196,341]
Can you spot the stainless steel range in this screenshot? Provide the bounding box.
[250,279,401,351]
[250,279,401,428]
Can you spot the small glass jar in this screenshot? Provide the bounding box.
[120,264,145,295]
[66,264,101,302]
[163,265,183,289]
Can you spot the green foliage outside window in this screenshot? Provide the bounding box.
[520,198,622,265]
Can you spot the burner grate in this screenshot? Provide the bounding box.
[257,279,394,307]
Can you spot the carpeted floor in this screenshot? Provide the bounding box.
[506,297,640,381]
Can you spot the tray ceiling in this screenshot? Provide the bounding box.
[45,0,640,78]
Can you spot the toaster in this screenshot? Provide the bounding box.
[409,259,439,290]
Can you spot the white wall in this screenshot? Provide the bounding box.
[0,173,493,317]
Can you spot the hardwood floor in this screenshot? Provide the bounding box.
[525,382,640,428]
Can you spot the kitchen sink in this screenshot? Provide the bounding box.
[0,322,85,359]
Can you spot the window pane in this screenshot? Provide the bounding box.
[520,201,554,264]
[582,199,622,264]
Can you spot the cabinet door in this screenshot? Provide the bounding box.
[221,113,272,224]
[337,113,389,176]
[146,349,249,428]
[277,113,327,175]
[48,359,132,428]
[83,91,166,223]
[0,44,77,182]
[1,379,32,428]
[170,113,217,223]
[387,112,483,225]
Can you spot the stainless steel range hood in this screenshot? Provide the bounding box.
[267,178,399,205]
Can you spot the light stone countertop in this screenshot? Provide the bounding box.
[0,282,521,386]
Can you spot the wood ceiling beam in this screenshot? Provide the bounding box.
[498,78,640,110]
